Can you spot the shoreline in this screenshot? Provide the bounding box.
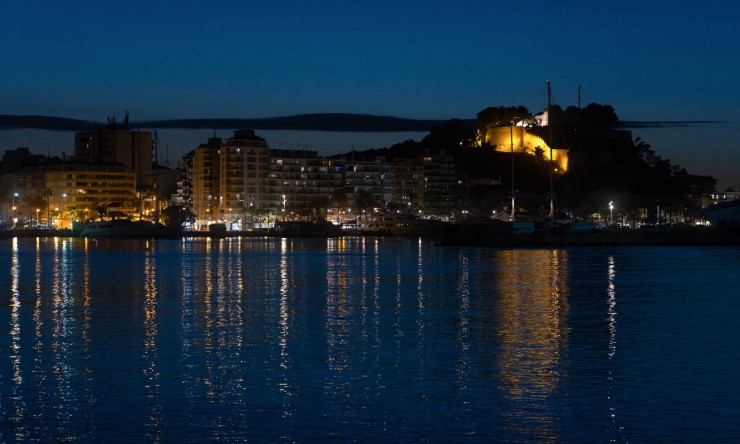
[2,226,740,247]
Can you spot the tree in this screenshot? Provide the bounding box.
[477,106,531,127]
[581,103,619,129]
[67,205,81,224]
[91,202,109,221]
[160,204,195,227]
[354,188,375,228]
[42,188,53,225]
[24,194,46,224]
[422,119,477,152]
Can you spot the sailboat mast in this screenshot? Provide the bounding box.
[547,80,555,225]
[154,130,159,224]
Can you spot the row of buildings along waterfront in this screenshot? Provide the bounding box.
[1,123,464,230]
[176,130,460,230]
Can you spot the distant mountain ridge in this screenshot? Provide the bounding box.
[0,113,722,133]
[0,113,473,132]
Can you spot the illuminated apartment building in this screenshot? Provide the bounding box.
[268,149,344,221]
[342,158,392,216]
[389,159,425,214]
[24,162,136,227]
[218,130,271,226]
[421,151,465,220]
[74,112,154,190]
[191,136,221,228]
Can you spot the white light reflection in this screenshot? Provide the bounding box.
[280,238,290,360]
[203,236,216,401]
[233,239,244,350]
[143,244,162,441]
[455,250,473,435]
[278,238,297,430]
[32,237,44,432]
[416,238,426,379]
[9,237,28,439]
[606,255,621,437]
[607,256,617,358]
[325,236,351,428]
[180,238,196,402]
[51,237,75,435]
[80,236,94,436]
[359,237,369,349]
[371,238,381,350]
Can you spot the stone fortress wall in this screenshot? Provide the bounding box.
[483,125,568,173]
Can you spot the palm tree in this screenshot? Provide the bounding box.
[67,205,81,225]
[42,188,53,226]
[24,194,46,225]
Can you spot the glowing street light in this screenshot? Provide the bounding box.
[62,193,67,228]
[12,192,19,228]
[609,201,614,225]
[282,195,287,221]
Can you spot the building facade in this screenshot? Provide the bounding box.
[74,114,154,189]
[179,130,468,230]
[218,130,272,225]
[191,137,221,228]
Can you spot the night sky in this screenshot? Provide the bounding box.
[2,1,739,188]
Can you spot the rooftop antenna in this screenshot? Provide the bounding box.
[577,84,582,109]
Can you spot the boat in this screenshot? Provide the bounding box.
[366,214,451,236]
[79,219,180,238]
[273,219,344,237]
[701,199,740,227]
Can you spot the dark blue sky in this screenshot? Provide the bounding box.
[2,0,739,188]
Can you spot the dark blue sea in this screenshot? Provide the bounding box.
[1,237,739,442]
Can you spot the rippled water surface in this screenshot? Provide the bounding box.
[1,237,739,442]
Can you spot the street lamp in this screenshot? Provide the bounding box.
[609,201,614,225]
[12,192,18,228]
[62,193,67,228]
[36,208,40,225]
[282,195,287,221]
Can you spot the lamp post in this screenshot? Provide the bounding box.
[609,201,614,225]
[282,195,287,221]
[12,192,18,228]
[62,193,67,228]
[36,208,40,225]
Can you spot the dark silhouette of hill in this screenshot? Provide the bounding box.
[618,120,726,128]
[0,115,99,131]
[0,113,477,132]
[1,113,720,132]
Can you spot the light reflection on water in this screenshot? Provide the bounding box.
[1,238,740,442]
[494,250,569,443]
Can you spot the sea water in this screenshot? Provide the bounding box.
[1,236,739,442]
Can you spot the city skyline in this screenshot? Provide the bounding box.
[2,1,739,188]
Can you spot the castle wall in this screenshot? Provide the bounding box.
[484,125,568,172]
